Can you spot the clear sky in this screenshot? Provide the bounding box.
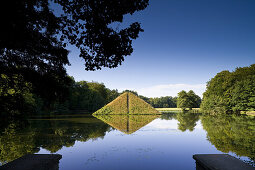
[65,0,255,97]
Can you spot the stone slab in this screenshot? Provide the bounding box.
[0,154,62,170]
[193,154,255,170]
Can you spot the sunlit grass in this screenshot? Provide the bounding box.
[156,108,200,111]
[241,111,255,117]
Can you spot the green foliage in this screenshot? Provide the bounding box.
[69,81,109,112]
[147,96,177,108]
[201,114,255,162]
[0,76,119,117]
[177,90,201,110]
[93,92,160,115]
[1,0,149,86]
[0,74,36,117]
[177,91,191,109]
[1,0,148,117]
[201,64,255,113]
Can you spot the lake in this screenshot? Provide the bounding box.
[0,112,254,170]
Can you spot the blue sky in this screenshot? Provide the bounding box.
[65,0,255,97]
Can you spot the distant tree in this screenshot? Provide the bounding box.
[139,95,150,103]
[69,81,119,112]
[177,90,201,110]
[146,96,177,108]
[106,89,119,103]
[187,90,201,108]
[121,90,138,96]
[177,91,191,110]
[172,97,178,107]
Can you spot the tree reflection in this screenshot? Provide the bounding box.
[0,117,110,164]
[176,112,200,132]
[0,121,39,164]
[201,114,255,163]
[160,112,177,120]
[160,112,200,131]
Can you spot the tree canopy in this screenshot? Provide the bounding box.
[177,90,201,110]
[1,0,148,71]
[201,64,255,113]
[0,0,149,117]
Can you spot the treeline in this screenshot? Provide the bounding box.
[1,75,202,118]
[141,96,178,108]
[120,90,202,109]
[201,64,255,114]
[0,75,119,117]
[123,90,178,108]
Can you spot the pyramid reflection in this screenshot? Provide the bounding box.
[94,114,160,134]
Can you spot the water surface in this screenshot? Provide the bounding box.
[0,112,254,169]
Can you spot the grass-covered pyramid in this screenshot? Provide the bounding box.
[94,114,160,134]
[93,92,160,115]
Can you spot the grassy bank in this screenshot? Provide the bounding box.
[156,108,200,112]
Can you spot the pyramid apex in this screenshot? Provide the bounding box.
[93,92,160,115]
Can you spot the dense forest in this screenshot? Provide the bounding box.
[0,75,119,117]
[201,64,255,114]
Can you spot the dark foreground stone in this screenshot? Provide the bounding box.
[193,154,255,170]
[0,154,62,170]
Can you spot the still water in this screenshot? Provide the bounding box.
[0,112,254,169]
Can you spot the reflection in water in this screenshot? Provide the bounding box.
[176,112,199,132]
[201,114,255,164]
[160,112,200,132]
[0,116,110,164]
[0,112,254,168]
[94,114,160,134]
